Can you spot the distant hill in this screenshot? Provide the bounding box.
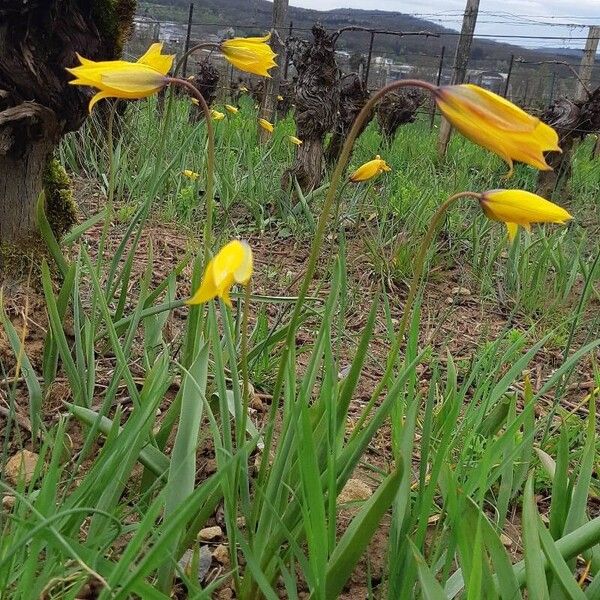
[139,0,582,64]
[137,0,598,104]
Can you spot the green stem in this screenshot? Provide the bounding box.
[252,79,438,525]
[166,78,215,261]
[239,283,252,450]
[351,191,482,438]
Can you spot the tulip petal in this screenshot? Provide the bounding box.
[137,42,174,75]
[88,91,112,112]
[187,260,218,305]
[506,222,519,241]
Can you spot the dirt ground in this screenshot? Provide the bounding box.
[0,184,598,598]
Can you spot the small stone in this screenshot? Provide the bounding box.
[198,525,222,541]
[178,546,212,582]
[2,496,15,510]
[451,286,472,296]
[445,296,454,304]
[338,479,372,504]
[500,533,513,548]
[217,588,233,600]
[236,516,246,528]
[4,450,38,486]
[213,544,230,566]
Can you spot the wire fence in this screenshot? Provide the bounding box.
[127,9,600,115]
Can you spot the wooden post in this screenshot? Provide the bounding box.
[181,3,194,78]
[437,0,480,156]
[364,31,376,87]
[575,26,600,103]
[503,54,514,98]
[429,45,445,130]
[259,0,289,141]
[548,71,556,105]
[283,21,293,80]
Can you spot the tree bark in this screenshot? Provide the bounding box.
[0,0,135,278]
[326,74,371,165]
[283,24,340,192]
[537,86,600,196]
[376,88,427,140]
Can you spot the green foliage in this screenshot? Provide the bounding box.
[43,159,77,240]
[2,88,599,599]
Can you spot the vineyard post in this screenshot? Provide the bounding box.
[283,21,293,80]
[548,71,556,105]
[503,54,514,98]
[429,45,445,130]
[181,2,194,78]
[437,0,480,157]
[259,0,289,141]
[364,31,376,86]
[575,26,599,102]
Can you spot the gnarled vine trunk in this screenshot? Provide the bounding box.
[188,60,220,123]
[537,86,600,197]
[283,24,340,192]
[0,106,60,244]
[376,88,427,140]
[0,0,135,276]
[326,74,371,165]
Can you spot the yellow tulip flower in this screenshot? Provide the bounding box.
[67,43,174,112]
[225,104,239,114]
[349,155,392,182]
[187,240,254,307]
[258,118,274,133]
[434,84,560,176]
[182,169,200,180]
[220,34,277,77]
[239,85,249,92]
[288,135,303,146]
[479,189,572,240]
[277,95,284,101]
[211,109,225,121]
[191,98,200,106]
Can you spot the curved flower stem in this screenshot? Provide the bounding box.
[166,77,215,261]
[173,42,218,77]
[253,79,439,508]
[351,191,482,438]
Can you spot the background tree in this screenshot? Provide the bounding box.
[0,0,136,275]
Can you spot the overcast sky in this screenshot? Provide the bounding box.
[289,0,600,49]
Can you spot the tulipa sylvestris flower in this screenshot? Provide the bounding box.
[225,104,239,114]
[187,240,253,307]
[277,95,284,101]
[183,169,200,180]
[220,34,277,77]
[67,43,174,112]
[258,118,274,133]
[434,84,560,176]
[349,155,392,182]
[211,109,225,121]
[288,135,303,146]
[479,189,572,240]
[239,85,249,92]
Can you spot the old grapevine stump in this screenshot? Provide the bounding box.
[282,24,341,192]
[376,88,427,140]
[537,86,600,197]
[326,74,371,165]
[0,1,134,278]
[189,60,220,122]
